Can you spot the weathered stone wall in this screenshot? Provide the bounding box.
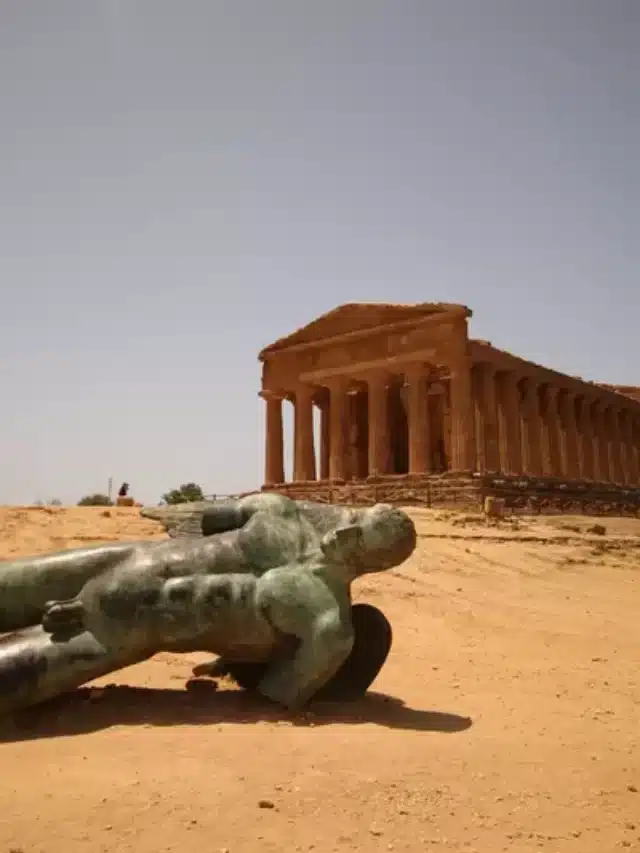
[262,475,640,516]
[480,475,640,516]
[263,474,479,509]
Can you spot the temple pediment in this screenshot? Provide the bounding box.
[259,301,470,358]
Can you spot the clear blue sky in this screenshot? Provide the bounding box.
[0,1,638,505]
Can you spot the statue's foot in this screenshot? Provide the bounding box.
[41,599,86,642]
[210,660,271,693]
[222,603,392,703]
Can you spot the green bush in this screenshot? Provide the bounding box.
[77,493,114,507]
[161,482,205,505]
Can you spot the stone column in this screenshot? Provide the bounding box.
[541,386,562,477]
[405,365,431,474]
[347,392,360,480]
[352,390,369,479]
[473,364,500,472]
[520,378,543,476]
[327,380,349,481]
[558,390,580,479]
[592,402,610,482]
[615,408,629,484]
[629,416,640,485]
[449,357,475,471]
[406,365,431,474]
[367,371,390,477]
[293,385,316,482]
[318,396,330,480]
[263,392,285,486]
[620,409,638,486]
[497,371,522,474]
[472,365,486,472]
[577,397,595,480]
[607,407,624,484]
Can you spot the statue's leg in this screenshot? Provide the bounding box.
[215,604,392,702]
[0,627,150,716]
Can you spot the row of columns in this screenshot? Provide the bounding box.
[264,364,640,487]
[473,364,640,485]
[263,358,474,485]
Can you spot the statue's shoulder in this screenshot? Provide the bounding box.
[238,492,299,517]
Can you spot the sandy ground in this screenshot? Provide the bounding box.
[0,504,639,853]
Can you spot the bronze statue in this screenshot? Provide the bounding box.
[0,494,416,715]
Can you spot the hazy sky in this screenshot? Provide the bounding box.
[0,1,638,505]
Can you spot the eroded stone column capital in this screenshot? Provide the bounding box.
[322,375,350,393]
[292,383,316,402]
[619,407,634,432]
[521,375,539,399]
[259,389,286,401]
[578,396,595,423]
[591,397,610,415]
[619,404,631,420]
[472,362,496,384]
[544,384,561,401]
[448,353,472,375]
[360,368,391,388]
[607,405,622,429]
[576,391,594,408]
[404,362,430,382]
[558,389,580,417]
[479,361,496,377]
[314,391,330,411]
[500,369,521,384]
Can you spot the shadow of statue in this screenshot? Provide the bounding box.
[0,680,472,742]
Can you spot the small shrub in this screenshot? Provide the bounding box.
[77,493,114,507]
[161,483,205,505]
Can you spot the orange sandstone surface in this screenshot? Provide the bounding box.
[0,505,639,853]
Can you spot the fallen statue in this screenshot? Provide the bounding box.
[0,494,416,715]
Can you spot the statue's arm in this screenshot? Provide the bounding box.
[200,502,253,537]
[200,493,297,537]
[0,543,139,633]
[256,571,354,710]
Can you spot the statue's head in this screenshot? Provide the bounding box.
[320,504,417,576]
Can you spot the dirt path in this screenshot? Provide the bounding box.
[0,506,638,853]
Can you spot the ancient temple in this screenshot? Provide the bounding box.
[258,302,640,506]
